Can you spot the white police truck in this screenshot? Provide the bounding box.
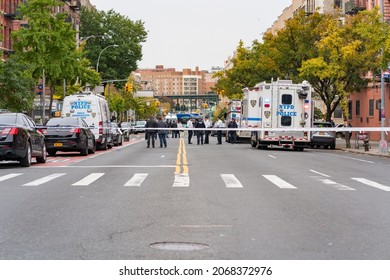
[242,79,313,151]
[62,92,111,150]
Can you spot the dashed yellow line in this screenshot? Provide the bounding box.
[175,138,188,174]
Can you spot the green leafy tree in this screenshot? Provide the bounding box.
[80,8,148,83]
[12,0,100,116]
[299,9,388,121]
[214,40,279,100]
[0,57,36,112]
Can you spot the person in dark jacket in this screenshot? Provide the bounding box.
[228,118,238,144]
[157,116,168,148]
[145,116,157,148]
[195,119,206,145]
[171,120,178,138]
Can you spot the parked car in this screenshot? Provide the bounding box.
[42,117,96,156]
[310,121,336,149]
[110,122,123,146]
[133,120,146,134]
[335,123,345,139]
[0,113,47,167]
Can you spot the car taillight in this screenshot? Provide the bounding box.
[265,131,269,136]
[1,127,18,136]
[70,128,81,134]
[99,121,103,135]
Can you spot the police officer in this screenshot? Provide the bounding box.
[145,116,157,148]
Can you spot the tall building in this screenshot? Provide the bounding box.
[134,65,218,111]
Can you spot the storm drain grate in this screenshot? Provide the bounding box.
[149,242,210,251]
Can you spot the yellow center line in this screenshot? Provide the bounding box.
[175,138,189,175]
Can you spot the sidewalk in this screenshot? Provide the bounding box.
[336,138,390,158]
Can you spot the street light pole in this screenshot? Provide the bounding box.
[96,44,119,73]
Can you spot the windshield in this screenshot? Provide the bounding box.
[136,121,146,126]
[47,118,78,126]
[0,114,17,125]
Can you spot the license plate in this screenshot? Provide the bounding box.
[54,143,63,147]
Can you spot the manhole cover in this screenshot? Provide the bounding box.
[149,242,210,251]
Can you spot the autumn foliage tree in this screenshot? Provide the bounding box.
[215,9,390,121]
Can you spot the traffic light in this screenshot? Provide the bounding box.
[125,83,133,92]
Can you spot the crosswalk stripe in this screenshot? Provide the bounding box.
[220,174,243,188]
[22,173,66,186]
[0,173,23,182]
[317,178,355,191]
[72,173,105,186]
[351,178,390,192]
[173,174,189,187]
[124,173,148,187]
[263,175,297,189]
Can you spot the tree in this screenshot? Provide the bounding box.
[214,40,279,100]
[12,0,100,117]
[0,57,36,112]
[299,9,388,121]
[80,8,148,83]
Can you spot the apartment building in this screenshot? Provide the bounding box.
[134,65,218,110]
[266,0,390,34]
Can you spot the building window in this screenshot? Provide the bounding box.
[334,105,342,118]
[369,99,374,116]
[356,100,360,116]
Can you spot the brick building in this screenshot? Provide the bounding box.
[1,0,93,60]
[134,65,218,111]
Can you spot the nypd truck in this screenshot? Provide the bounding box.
[242,80,312,151]
[225,99,250,142]
[62,92,111,150]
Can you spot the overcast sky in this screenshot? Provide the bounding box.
[90,0,292,71]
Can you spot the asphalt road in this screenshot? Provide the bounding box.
[1,134,390,259]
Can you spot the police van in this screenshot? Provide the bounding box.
[242,80,312,151]
[224,99,249,142]
[62,92,111,150]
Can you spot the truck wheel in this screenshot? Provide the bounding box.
[250,139,257,147]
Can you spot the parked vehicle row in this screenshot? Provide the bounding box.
[0,112,125,167]
[0,113,47,167]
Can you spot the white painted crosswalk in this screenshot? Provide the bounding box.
[124,173,148,187]
[72,173,105,186]
[0,172,389,192]
[263,175,297,189]
[22,173,66,186]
